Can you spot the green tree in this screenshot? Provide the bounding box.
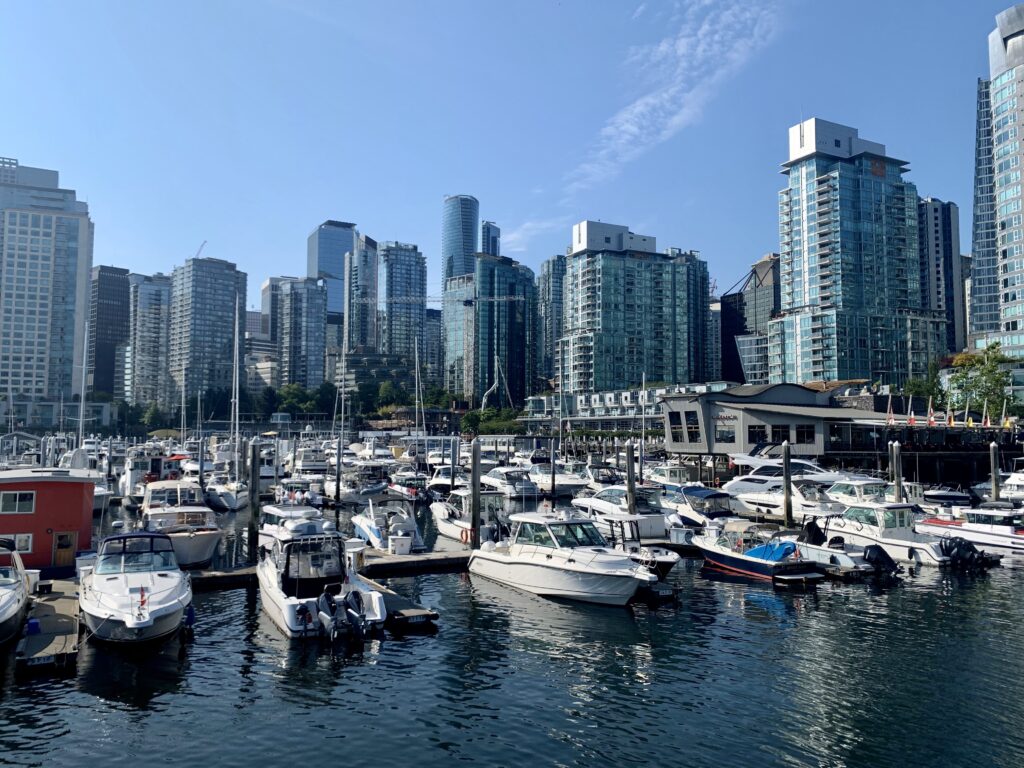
[278,383,308,415]
[904,359,944,406]
[142,403,165,429]
[947,342,1014,416]
[314,382,337,417]
[256,386,280,419]
[461,411,481,433]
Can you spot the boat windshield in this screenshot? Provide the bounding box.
[548,521,607,548]
[0,566,18,586]
[95,537,178,574]
[880,506,918,529]
[635,490,662,513]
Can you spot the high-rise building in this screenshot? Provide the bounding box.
[125,273,171,408]
[308,220,355,365]
[481,221,500,256]
[971,76,999,339]
[443,274,475,398]
[963,254,974,334]
[169,257,246,405]
[767,119,945,385]
[88,265,130,397]
[277,277,327,389]
[261,277,285,342]
[378,241,426,362]
[343,233,378,352]
[557,221,709,394]
[721,254,781,383]
[246,310,262,337]
[474,254,537,407]
[973,7,1024,353]
[424,308,443,387]
[918,197,966,353]
[706,299,722,382]
[0,156,93,400]
[442,195,479,279]
[537,254,566,386]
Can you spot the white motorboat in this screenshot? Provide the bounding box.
[389,470,429,501]
[571,485,668,539]
[468,511,657,606]
[274,479,323,508]
[645,463,697,493]
[692,520,823,583]
[917,503,1024,559]
[79,533,192,643]
[427,465,467,498]
[886,482,972,511]
[258,502,324,549]
[822,479,888,507]
[257,518,386,640]
[322,474,366,505]
[528,463,590,496]
[780,517,901,581]
[600,513,680,579]
[351,499,427,552]
[723,457,872,495]
[0,539,28,644]
[204,472,250,512]
[581,463,624,492]
[290,445,329,476]
[430,488,506,544]
[662,486,737,528]
[139,481,223,569]
[734,479,845,522]
[511,448,551,467]
[480,466,539,498]
[825,502,999,570]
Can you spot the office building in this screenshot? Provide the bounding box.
[424,308,443,387]
[767,119,945,386]
[0,156,93,400]
[474,254,537,407]
[169,257,247,405]
[918,197,967,353]
[707,299,722,382]
[557,221,710,394]
[125,273,172,408]
[344,233,378,352]
[88,265,130,397]
[277,277,327,389]
[537,254,566,385]
[971,76,999,339]
[246,310,262,337]
[443,274,475,398]
[378,241,426,362]
[308,220,355,361]
[481,221,500,256]
[441,195,479,279]
[721,253,781,383]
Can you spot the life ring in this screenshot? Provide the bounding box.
[460,529,471,545]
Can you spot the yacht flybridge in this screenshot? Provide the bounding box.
[468,511,657,606]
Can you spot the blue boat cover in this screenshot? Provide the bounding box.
[745,540,797,562]
[680,486,730,500]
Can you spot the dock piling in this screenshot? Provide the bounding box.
[625,441,636,516]
[782,440,794,528]
[893,441,903,503]
[991,441,1001,502]
[248,440,260,563]
[471,440,481,549]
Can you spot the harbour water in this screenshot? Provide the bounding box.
[2,541,1024,766]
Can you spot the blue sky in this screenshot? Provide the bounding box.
[0,0,1011,306]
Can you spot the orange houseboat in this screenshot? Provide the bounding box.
[0,468,93,574]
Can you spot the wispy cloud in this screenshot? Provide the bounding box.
[563,0,780,198]
[502,216,574,254]
[631,2,648,21]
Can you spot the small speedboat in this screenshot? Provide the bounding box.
[468,511,657,606]
[734,479,845,522]
[0,539,28,644]
[600,513,680,579]
[79,533,192,643]
[571,485,668,539]
[351,499,426,552]
[429,488,506,544]
[139,480,222,568]
[782,517,901,582]
[662,485,736,528]
[916,503,1024,559]
[481,466,540,499]
[692,520,823,583]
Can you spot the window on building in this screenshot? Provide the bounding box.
[668,410,686,443]
[0,492,34,514]
[715,425,736,443]
[795,425,815,444]
[12,533,31,553]
[748,425,768,443]
[685,411,701,443]
[771,424,791,443]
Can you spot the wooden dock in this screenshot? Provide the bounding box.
[15,580,80,675]
[361,549,470,578]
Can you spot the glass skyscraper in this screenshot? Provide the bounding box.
[277,277,327,389]
[0,157,93,401]
[557,221,710,394]
[378,241,426,362]
[443,274,475,398]
[88,265,130,397]
[307,220,356,316]
[474,254,537,407]
[720,253,780,383]
[125,273,172,408]
[537,254,566,385]
[343,233,378,352]
[481,221,500,256]
[971,77,999,338]
[767,119,945,385]
[918,197,966,353]
[442,195,479,279]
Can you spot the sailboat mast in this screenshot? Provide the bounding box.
[180,359,187,442]
[414,337,422,439]
[232,295,240,481]
[78,320,89,448]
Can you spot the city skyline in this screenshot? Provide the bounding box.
[0,1,1011,308]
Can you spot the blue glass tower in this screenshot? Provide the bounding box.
[441,195,479,279]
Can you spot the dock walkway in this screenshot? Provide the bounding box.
[15,580,79,674]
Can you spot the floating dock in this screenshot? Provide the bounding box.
[15,580,80,675]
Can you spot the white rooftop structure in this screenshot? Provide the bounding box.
[786,118,888,165]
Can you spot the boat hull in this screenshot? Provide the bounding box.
[468,552,643,606]
[698,545,814,581]
[81,605,185,643]
[0,598,26,645]
[826,522,947,567]
[167,529,222,569]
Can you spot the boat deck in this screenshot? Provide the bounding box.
[15,580,79,675]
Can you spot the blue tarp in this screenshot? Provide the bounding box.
[680,486,731,500]
[745,540,796,562]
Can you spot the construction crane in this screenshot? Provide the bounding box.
[348,295,526,305]
[193,240,207,259]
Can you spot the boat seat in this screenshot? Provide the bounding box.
[827,536,845,550]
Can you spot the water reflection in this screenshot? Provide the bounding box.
[76,636,189,709]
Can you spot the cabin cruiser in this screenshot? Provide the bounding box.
[389,470,429,501]
[468,511,657,605]
[430,488,506,544]
[779,517,901,582]
[59,447,113,514]
[427,465,468,498]
[692,520,822,583]
[204,472,250,512]
[139,480,222,569]
[662,486,736,528]
[274,478,323,508]
[826,502,999,570]
[917,503,1024,560]
[290,445,329,476]
[258,502,324,549]
[733,479,845,522]
[257,518,386,640]
[511,448,551,467]
[79,533,192,643]
[481,466,539,498]
[600,514,680,579]
[885,482,972,512]
[571,486,668,539]
[528,463,590,496]
[823,479,888,507]
[581,463,624,492]
[723,457,871,495]
[0,539,28,644]
[645,463,697,493]
[351,499,427,552]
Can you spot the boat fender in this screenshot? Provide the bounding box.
[460,529,471,545]
[185,603,196,628]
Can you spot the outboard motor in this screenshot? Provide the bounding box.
[862,545,900,580]
[344,589,366,643]
[798,519,826,546]
[317,583,342,641]
[939,537,997,573]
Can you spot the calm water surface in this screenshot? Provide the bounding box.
[1,505,1022,766]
